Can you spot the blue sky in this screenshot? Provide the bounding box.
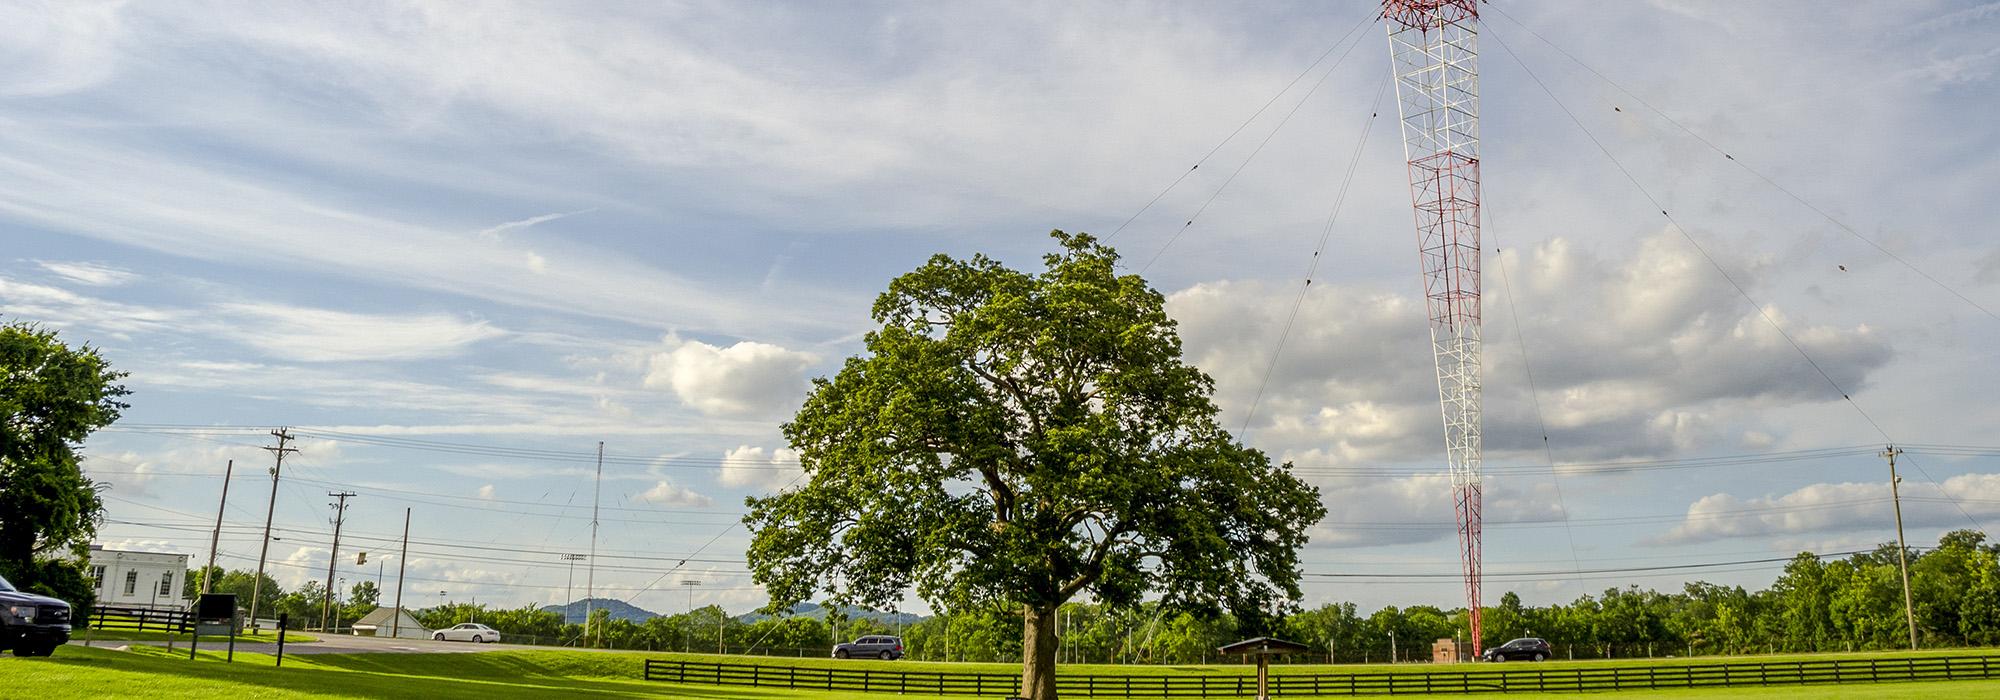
[5,0,2000,616]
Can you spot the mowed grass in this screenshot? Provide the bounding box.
[6,644,2000,698]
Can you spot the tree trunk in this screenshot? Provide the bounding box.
[1021,603,1060,700]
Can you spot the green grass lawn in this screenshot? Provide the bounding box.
[6,644,1999,699]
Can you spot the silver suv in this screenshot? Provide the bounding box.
[832,635,903,660]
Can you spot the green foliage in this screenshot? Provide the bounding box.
[184,566,281,615]
[17,557,96,622]
[743,232,1323,696]
[0,322,129,586]
[1286,530,2000,663]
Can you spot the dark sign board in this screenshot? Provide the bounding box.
[197,593,237,620]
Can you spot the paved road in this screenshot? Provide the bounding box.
[74,633,569,655]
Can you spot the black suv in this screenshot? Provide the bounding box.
[1483,637,1552,662]
[0,573,72,657]
[832,635,904,660]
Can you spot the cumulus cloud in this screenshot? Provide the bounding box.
[1168,231,1895,466]
[716,445,804,491]
[1654,472,2000,545]
[475,484,496,500]
[38,260,136,286]
[643,334,816,416]
[634,479,713,507]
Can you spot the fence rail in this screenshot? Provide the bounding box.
[89,605,193,634]
[642,654,2000,697]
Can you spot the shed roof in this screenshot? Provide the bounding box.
[1216,636,1313,656]
[352,607,427,630]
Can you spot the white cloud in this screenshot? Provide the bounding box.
[716,445,803,491]
[643,334,816,416]
[634,479,713,508]
[475,484,495,500]
[0,274,179,337]
[1299,460,1567,549]
[213,302,506,362]
[1168,231,1895,465]
[37,260,136,286]
[1654,472,2000,545]
[0,1,125,96]
[475,209,593,240]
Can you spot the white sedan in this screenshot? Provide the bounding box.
[433,623,502,643]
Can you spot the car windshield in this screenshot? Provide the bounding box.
[0,574,13,592]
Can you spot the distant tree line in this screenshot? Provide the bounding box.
[905,529,2000,664]
[173,529,2000,661]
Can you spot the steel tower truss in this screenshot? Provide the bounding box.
[1383,0,1485,657]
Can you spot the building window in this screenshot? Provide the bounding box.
[91,565,106,590]
[123,570,138,596]
[159,572,173,597]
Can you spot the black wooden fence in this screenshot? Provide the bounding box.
[88,605,193,634]
[642,654,2000,696]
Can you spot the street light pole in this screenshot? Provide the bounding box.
[680,580,701,653]
[560,554,586,627]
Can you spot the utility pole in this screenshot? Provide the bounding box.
[585,441,603,646]
[1884,445,1918,651]
[202,460,233,594]
[321,491,356,632]
[248,428,297,629]
[560,554,586,626]
[681,579,701,653]
[392,508,409,639]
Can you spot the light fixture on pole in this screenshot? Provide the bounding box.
[680,580,701,653]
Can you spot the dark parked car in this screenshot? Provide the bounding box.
[0,573,72,657]
[832,635,904,660]
[1483,637,1552,662]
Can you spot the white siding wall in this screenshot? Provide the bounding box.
[88,548,191,610]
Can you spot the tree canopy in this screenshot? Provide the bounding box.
[0,322,128,592]
[743,231,1324,698]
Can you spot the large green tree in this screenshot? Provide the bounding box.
[0,322,129,590]
[744,232,1325,698]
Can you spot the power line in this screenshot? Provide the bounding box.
[1136,17,1378,273]
[1105,11,1378,243]
[1482,5,1999,324]
[1485,25,1991,539]
[1239,72,1392,438]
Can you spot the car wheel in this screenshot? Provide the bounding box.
[1491,654,1505,662]
[11,647,32,657]
[880,650,893,660]
[835,650,849,659]
[38,644,57,657]
[434,633,446,641]
[472,635,483,643]
[1533,653,1546,662]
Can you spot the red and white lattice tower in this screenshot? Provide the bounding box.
[1383,0,1485,656]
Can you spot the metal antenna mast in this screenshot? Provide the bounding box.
[1382,0,1486,656]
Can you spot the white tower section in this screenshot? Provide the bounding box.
[1383,0,1485,654]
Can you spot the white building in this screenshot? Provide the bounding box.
[87,545,190,611]
[351,607,431,639]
